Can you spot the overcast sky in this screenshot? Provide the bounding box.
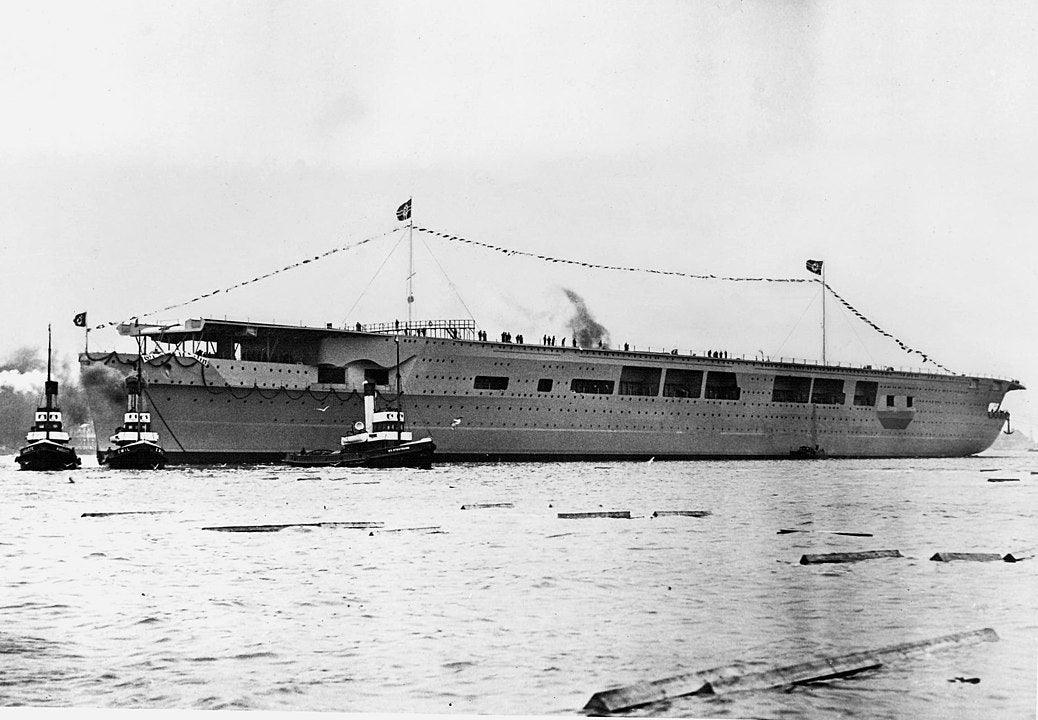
[2,1,1036,421]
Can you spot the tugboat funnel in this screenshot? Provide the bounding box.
[125,375,142,413]
[363,381,376,433]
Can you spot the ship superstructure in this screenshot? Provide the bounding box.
[78,317,1021,463]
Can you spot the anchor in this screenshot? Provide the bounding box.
[1004,416,1014,435]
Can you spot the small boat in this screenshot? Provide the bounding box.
[98,370,167,470]
[790,444,827,459]
[285,381,435,468]
[16,326,82,471]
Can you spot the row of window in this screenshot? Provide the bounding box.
[313,362,917,409]
[472,370,744,399]
[468,370,912,408]
[315,367,391,385]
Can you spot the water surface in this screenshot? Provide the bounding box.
[1,454,1035,717]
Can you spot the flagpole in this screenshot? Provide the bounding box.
[406,196,414,326]
[821,262,827,365]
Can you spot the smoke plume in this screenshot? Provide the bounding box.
[0,369,46,394]
[2,347,44,374]
[0,347,92,451]
[563,289,611,349]
[80,363,127,414]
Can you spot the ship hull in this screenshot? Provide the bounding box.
[98,441,167,470]
[285,438,436,468]
[16,441,82,471]
[80,325,1020,464]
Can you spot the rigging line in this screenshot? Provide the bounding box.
[822,281,951,373]
[142,386,186,452]
[94,226,404,329]
[342,230,408,324]
[772,291,818,360]
[417,224,950,372]
[418,235,478,326]
[834,293,879,368]
[415,226,811,283]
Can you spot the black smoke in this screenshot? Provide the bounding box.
[563,289,611,349]
[80,363,127,414]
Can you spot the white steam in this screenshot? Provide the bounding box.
[0,369,46,394]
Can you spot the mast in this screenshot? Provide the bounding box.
[46,324,52,393]
[406,198,414,324]
[133,317,143,442]
[136,336,143,442]
[395,336,402,441]
[44,324,53,439]
[821,262,827,365]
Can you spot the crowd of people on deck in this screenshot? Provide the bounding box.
[366,321,735,358]
[482,332,730,358]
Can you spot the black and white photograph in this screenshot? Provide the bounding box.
[1,2,1036,718]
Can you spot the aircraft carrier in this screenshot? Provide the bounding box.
[78,317,1022,463]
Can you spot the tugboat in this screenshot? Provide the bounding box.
[285,381,435,468]
[98,359,167,470]
[15,326,81,471]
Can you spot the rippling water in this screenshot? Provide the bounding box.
[1,453,1036,718]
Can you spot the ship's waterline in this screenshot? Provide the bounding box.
[80,318,1021,463]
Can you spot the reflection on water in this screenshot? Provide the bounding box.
[0,454,1035,717]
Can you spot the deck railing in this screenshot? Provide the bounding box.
[358,319,477,341]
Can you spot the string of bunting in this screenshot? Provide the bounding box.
[414,225,951,373]
[81,214,949,373]
[414,226,809,283]
[823,282,951,373]
[90,227,404,330]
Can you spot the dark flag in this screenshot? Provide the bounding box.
[73,311,87,327]
[396,199,412,221]
[805,259,823,275]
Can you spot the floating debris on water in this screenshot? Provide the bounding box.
[582,628,999,713]
[203,524,299,533]
[460,503,514,510]
[369,526,443,535]
[318,521,383,529]
[202,521,384,533]
[986,478,1019,483]
[652,510,711,518]
[557,511,631,520]
[82,511,172,518]
[929,552,1016,563]
[778,528,873,537]
[799,550,902,565]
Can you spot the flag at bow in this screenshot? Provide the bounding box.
[73,311,87,327]
[805,259,823,275]
[396,198,412,221]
